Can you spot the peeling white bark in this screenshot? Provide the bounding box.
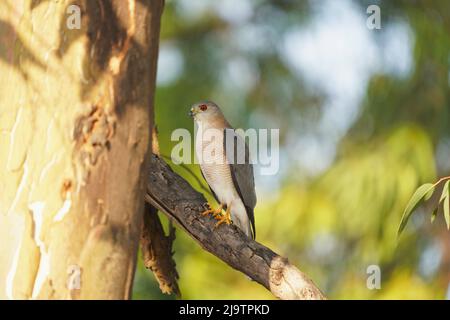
[53,193,72,222]
[29,202,50,299]
[38,154,59,184]
[0,0,162,300]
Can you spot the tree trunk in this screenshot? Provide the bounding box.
[0,0,163,299]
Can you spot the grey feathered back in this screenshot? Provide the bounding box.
[224,129,257,238]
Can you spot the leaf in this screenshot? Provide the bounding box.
[444,193,450,230]
[431,207,438,223]
[430,180,450,224]
[424,184,436,200]
[439,180,449,204]
[398,183,435,236]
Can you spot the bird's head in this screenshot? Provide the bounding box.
[189,101,224,123]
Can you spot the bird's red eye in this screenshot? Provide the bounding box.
[199,104,208,111]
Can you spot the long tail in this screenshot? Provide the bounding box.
[231,201,255,239]
[233,215,254,239]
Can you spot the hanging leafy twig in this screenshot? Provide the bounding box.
[398,176,450,236]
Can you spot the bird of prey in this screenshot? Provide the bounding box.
[189,101,257,239]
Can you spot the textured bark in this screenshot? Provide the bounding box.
[146,155,326,300]
[0,0,163,299]
[140,127,180,296]
[141,203,180,296]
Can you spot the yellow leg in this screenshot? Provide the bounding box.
[215,204,232,227]
[201,203,223,218]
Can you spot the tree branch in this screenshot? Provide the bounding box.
[140,203,180,297]
[145,154,326,300]
[139,126,180,296]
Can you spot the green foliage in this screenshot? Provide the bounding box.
[444,191,450,229]
[134,0,450,299]
[398,183,435,236]
[399,177,450,236]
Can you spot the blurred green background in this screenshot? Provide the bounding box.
[133,0,450,299]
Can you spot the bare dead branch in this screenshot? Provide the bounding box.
[139,126,180,296]
[140,203,180,297]
[145,154,326,300]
